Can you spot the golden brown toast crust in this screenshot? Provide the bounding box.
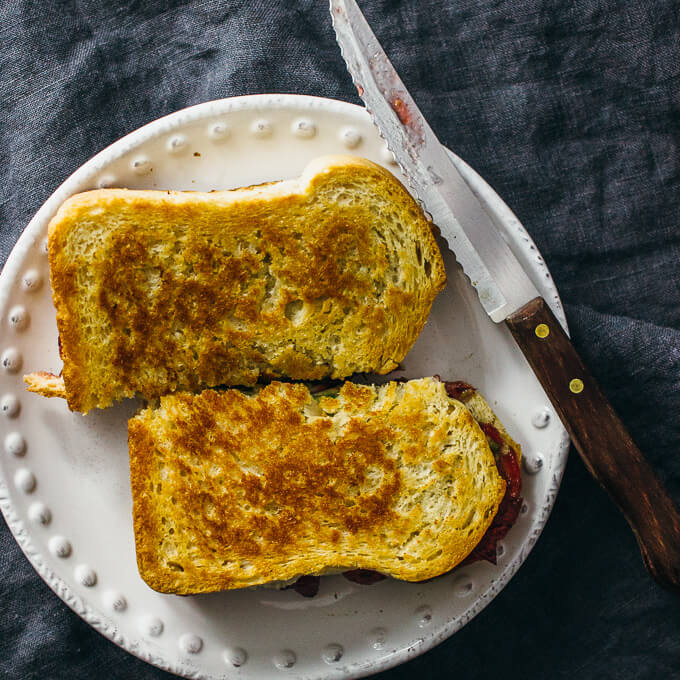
[42,156,445,412]
[128,378,505,594]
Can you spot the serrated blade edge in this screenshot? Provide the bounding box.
[330,0,538,322]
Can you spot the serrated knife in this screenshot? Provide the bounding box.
[330,0,680,592]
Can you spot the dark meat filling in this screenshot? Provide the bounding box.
[462,422,522,565]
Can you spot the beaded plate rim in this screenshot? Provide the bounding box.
[0,94,570,680]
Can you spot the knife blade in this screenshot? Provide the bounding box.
[331,0,537,323]
[330,0,680,593]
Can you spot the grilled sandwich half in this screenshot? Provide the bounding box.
[128,377,521,594]
[25,156,445,412]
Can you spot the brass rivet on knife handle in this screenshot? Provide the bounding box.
[507,296,680,593]
[569,378,584,394]
[535,323,550,339]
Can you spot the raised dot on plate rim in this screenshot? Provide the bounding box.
[223,646,247,667]
[273,649,296,669]
[251,119,273,138]
[167,134,188,153]
[131,157,152,175]
[104,591,127,612]
[48,535,72,558]
[1,394,20,418]
[415,605,433,627]
[5,432,26,456]
[14,467,35,493]
[380,147,398,165]
[97,175,117,189]
[21,269,42,292]
[340,127,362,149]
[208,122,230,141]
[370,627,387,649]
[321,643,344,664]
[179,633,203,654]
[453,575,474,597]
[531,408,551,429]
[9,305,29,331]
[140,615,164,637]
[291,118,316,138]
[75,564,97,586]
[1,348,22,373]
[523,454,544,475]
[28,502,51,525]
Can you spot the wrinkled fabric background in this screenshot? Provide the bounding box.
[1,1,679,678]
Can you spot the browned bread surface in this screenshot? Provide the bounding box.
[128,377,505,594]
[26,156,445,412]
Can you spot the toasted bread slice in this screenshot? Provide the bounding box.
[128,377,506,594]
[24,156,445,412]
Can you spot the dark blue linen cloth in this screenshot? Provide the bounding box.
[1,1,679,678]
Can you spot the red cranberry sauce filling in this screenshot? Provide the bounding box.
[462,422,522,565]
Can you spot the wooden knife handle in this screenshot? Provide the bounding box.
[506,296,680,593]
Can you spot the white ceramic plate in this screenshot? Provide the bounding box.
[0,94,569,680]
